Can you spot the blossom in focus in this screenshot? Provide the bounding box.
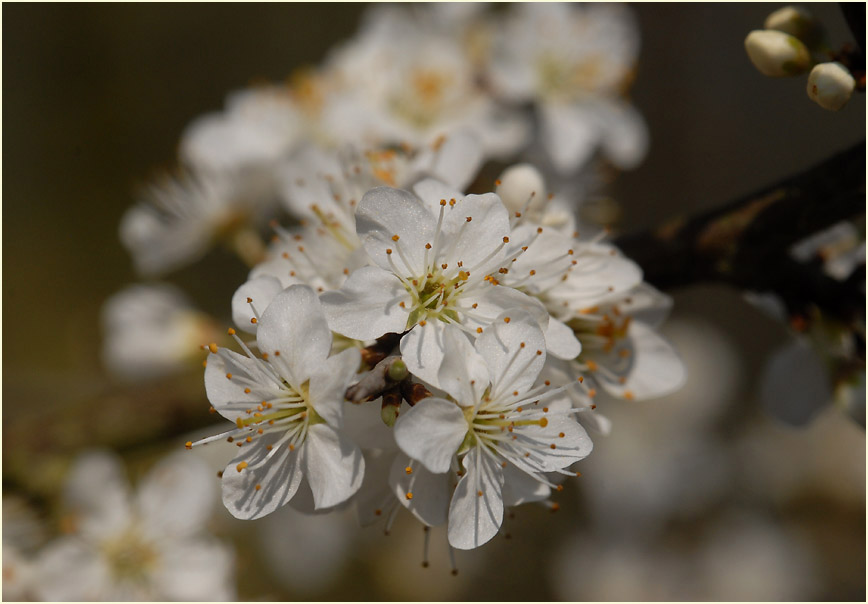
[321,179,578,385]
[102,283,219,381]
[34,451,235,601]
[192,285,364,518]
[392,312,593,549]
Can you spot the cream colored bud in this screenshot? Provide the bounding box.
[807,62,856,110]
[495,163,547,214]
[764,6,821,46]
[744,30,811,77]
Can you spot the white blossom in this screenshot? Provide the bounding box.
[392,312,592,549]
[34,451,235,601]
[192,285,364,518]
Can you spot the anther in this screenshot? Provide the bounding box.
[226,373,232,379]
[246,297,252,303]
[185,441,192,449]
[503,236,510,243]
[425,243,432,249]
[539,417,548,428]
[236,461,248,472]
[392,235,400,241]
[250,318,258,324]
[406,492,413,500]
[477,490,483,497]
[227,328,236,335]
[208,343,218,354]
[255,484,261,491]
[465,216,472,222]
[476,327,483,333]
[405,466,413,475]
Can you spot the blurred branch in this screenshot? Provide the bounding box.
[616,142,865,326]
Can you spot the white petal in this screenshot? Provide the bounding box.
[476,310,547,398]
[458,284,549,333]
[205,349,279,423]
[540,102,600,174]
[399,320,449,388]
[137,451,216,538]
[63,451,131,540]
[256,285,332,388]
[34,537,110,601]
[389,454,451,527]
[594,321,687,400]
[155,539,236,601]
[394,398,467,473]
[505,416,593,473]
[232,276,283,334]
[447,448,505,550]
[596,100,649,170]
[501,463,550,507]
[302,423,365,509]
[412,178,467,216]
[438,192,511,276]
[221,438,303,519]
[423,131,484,191]
[434,327,489,406]
[320,266,410,341]
[308,347,361,428]
[545,316,582,360]
[356,186,435,275]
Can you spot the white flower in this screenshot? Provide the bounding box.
[180,86,303,175]
[486,3,647,172]
[101,284,218,381]
[392,312,593,549]
[192,285,364,518]
[321,179,572,385]
[120,168,272,276]
[322,6,528,158]
[569,283,686,401]
[34,450,235,601]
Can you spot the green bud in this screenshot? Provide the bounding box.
[381,403,400,427]
[388,358,409,382]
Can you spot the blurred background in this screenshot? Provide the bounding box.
[3,3,865,600]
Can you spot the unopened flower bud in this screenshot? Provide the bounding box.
[495,163,547,215]
[807,62,856,110]
[387,358,409,382]
[744,30,811,77]
[764,6,823,48]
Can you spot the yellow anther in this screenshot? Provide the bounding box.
[226,373,232,379]
[440,199,447,206]
[465,216,472,222]
[559,432,565,438]
[624,390,635,400]
[536,350,542,356]
[244,388,251,394]
[392,234,400,241]
[550,444,557,450]
[503,236,510,243]
[419,320,427,326]
[441,263,448,269]
[185,441,192,449]
[406,492,414,500]
[476,327,483,333]
[405,466,413,475]
[227,328,236,335]
[425,242,432,249]
[236,461,248,472]
[255,484,262,491]
[209,406,216,414]
[246,436,252,443]
[250,317,258,324]
[556,484,564,492]
[246,297,253,303]
[449,198,456,206]
[386,248,393,255]
[586,360,598,371]
[504,317,511,323]
[477,490,483,497]
[208,343,218,354]
[289,444,295,451]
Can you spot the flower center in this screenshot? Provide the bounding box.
[101,527,159,583]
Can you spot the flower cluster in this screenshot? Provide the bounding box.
[105,3,685,558]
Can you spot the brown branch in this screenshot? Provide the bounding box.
[615,142,865,326]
